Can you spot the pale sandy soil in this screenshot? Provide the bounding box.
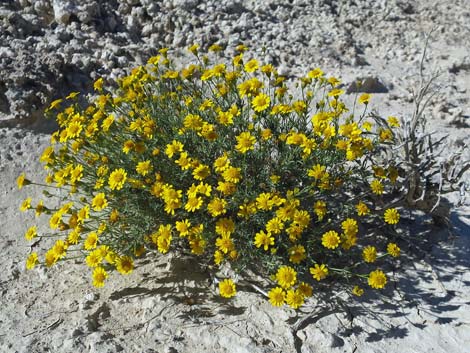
[1,0,470,352]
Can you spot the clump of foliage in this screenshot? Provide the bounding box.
[18,44,406,309]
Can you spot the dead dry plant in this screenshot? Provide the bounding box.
[383,30,469,225]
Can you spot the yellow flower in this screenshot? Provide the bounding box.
[188,43,199,54]
[219,278,236,298]
[47,98,62,111]
[97,222,107,234]
[266,217,284,235]
[44,249,58,267]
[238,202,256,218]
[67,229,81,245]
[213,153,229,172]
[185,196,203,212]
[66,121,83,139]
[214,250,224,265]
[93,77,104,91]
[261,64,275,75]
[328,88,345,97]
[77,205,90,223]
[292,100,307,113]
[136,160,152,176]
[186,183,198,198]
[189,235,206,255]
[254,230,274,251]
[251,93,270,112]
[108,168,127,190]
[162,187,182,215]
[94,178,104,189]
[162,70,179,79]
[368,269,387,289]
[308,164,326,180]
[215,234,234,254]
[159,47,169,56]
[57,202,73,215]
[260,128,273,140]
[195,182,211,196]
[352,285,364,297]
[134,245,146,257]
[208,43,223,52]
[235,131,256,153]
[40,146,55,164]
[24,226,37,241]
[91,193,108,211]
[175,219,191,237]
[217,110,234,125]
[26,252,39,270]
[310,264,328,281]
[388,166,399,183]
[92,267,108,287]
[244,58,259,72]
[322,230,340,249]
[288,245,306,264]
[308,68,324,79]
[379,128,393,142]
[358,93,371,105]
[86,250,103,268]
[356,201,370,216]
[341,233,357,251]
[255,192,273,211]
[109,209,119,223]
[201,69,214,81]
[49,212,62,230]
[116,256,134,275]
[297,282,313,298]
[51,240,68,259]
[293,210,310,228]
[327,77,341,86]
[268,287,285,307]
[157,230,172,254]
[216,181,235,196]
[36,200,46,217]
[275,266,297,289]
[70,164,83,184]
[341,218,358,237]
[238,77,263,97]
[20,197,32,212]
[207,197,227,217]
[370,179,383,195]
[387,116,400,127]
[313,200,327,221]
[286,289,305,309]
[17,173,31,189]
[222,166,241,183]
[66,91,79,99]
[122,140,135,154]
[198,98,213,111]
[373,166,386,179]
[192,164,210,180]
[387,243,400,257]
[384,208,400,225]
[236,44,248,52]
[362,246,377,263]
[84,232,98,250]
[165,140,184,158]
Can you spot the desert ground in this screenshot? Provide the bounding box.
[1,1,469,352]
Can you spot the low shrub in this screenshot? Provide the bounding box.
[18,44,405,309]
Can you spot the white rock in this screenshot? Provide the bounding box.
[172,0,199,11]
[52,0,75,25]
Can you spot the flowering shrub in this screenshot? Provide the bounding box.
[18,44,403,309]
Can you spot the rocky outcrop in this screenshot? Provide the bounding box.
[0,0,469,128]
